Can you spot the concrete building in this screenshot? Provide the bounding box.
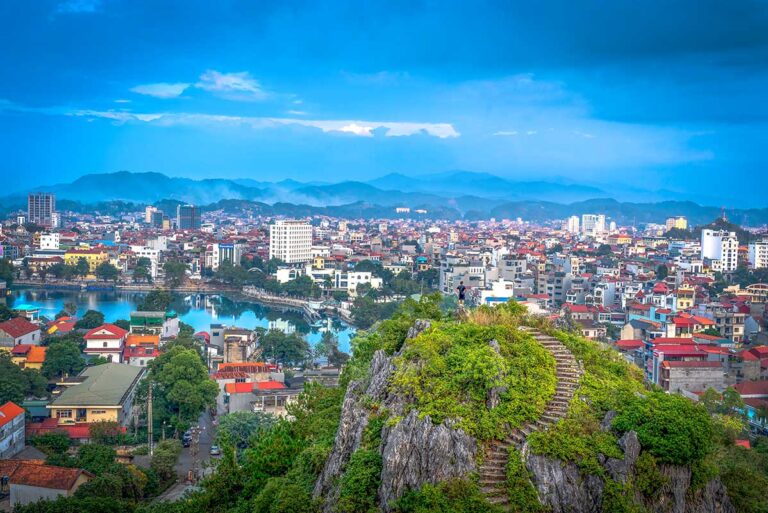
[581,214,606,237]
[39,233,60,250]
[0,401,25,459]
[566,215,580,234]
[0,460,93,507]
[749,239,768,269]
[269,220,312,264]
[83,323,129,363]
[701,229,738,272]
[223,328,257,364]
[0,317,42,347]
[665,216,688,231]
[659,360,725,393]
[129,311,180,339]
[27,192,56,227]
[176,204,201,230]
[47,363,144,427]
[205,243,244,270]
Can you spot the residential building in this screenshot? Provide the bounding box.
[566,215,580,234]
[749,239,768,269]
[122,334,160,367]
[10,345,47,369]
[223,328,257,364]
[129,311,180,338]
[176,204,201,230]
[39,232,60,250]
[47,363,145,426]
[269,220,312,263]
[665,216,688,231]
[27,192,56,227]
[659,360,725,393]
[581,214,606,237]
[205,242,244,270]
[0,401,25,458]
[83,323,129,363]
[701,229,738,272]
[0,317,42,348]
[0,460,93,507]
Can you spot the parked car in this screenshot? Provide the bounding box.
[209,445,221,456]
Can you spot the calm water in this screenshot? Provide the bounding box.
[9,288,355,352]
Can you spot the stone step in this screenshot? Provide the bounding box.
[487,494,510,505]
[480,467,506,477]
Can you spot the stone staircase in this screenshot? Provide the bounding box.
[479,328,583,509]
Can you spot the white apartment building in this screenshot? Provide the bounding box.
[701,229,738,272]
[39,233,60,250]
[581,214,606,237]
[566,216,580,234]
[270,220,312,264]
[131,246,159,278]
[749,239,768,269]
[335,271,383,296]
[665,216,688,231]
[205,243,244,271]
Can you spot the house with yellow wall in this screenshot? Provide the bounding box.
[63,248,108,274]
[10,345,47,369]
[47,363,144,426]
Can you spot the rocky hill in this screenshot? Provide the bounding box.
[308,299,740,513]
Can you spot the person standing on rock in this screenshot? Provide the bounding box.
[457,281,467,308]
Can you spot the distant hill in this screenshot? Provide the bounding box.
[3,170,767,225]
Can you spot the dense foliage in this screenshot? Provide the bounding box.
[0,351,48,404]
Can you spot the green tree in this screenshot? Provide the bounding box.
[163,261,187,289]
[30,431,71,457]
[216,411,277,449]
[143,347,218,432]
[259,330,311,366]
[656,265,669,280]
[113,319,130,330]
[150,439,182,483]
[138,290,173,311]
[74,309,105,329]
[133,265,151,283]
[0,303,13,322]
[95,262,120,282]
[0,352,48,404]
[42,340,85,379]
[75,257,91,278]
[76,444,117,474]
[0,258,15,287]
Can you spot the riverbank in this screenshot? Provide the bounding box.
[12,279,239,293]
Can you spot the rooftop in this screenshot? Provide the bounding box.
[50,363,144,407]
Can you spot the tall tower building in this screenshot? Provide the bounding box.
[28,193,56,227]
[269,220,312,263]
[176,204,201,230]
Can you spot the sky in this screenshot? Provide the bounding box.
[1,0,768,206]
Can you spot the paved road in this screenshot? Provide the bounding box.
[155,410,217,502]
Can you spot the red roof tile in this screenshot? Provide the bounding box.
[0,317,40,338]
[0,461,93,490]
[84,323,129,340]
[256,380,287,390]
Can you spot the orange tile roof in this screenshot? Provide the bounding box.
[0,401,24,428]
[0,461,93,490]
[26,345,47,364]
[126,334,160,346]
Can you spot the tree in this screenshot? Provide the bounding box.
[138,290,173,311]
[701,327,722,337]
[42,340,85,378]
[316,331,349,368]
[150,439,182,483]
[143,347,218,432]
[0,258,15,287]
[30,432,71,457]
[0,303,13,322]
[133,265,151,283]
[136,257,152,268]
[89,421,123,445]
[74,309,104,329]
[163,261,187,289]
[259,330,311,366]
[114,319,130,330]
[75,257,91,278]
[216,411,277,449]
[95,262,119,282]
[76,444,117,475]
[656,265,669,280]
[0,352,48,404]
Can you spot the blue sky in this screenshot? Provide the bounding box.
[1,0,768,206]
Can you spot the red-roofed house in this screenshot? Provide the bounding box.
[734,380,768,430]
[0,317,42,347]
[0,401,25,458]
[0,460,93,507]
[83,323,129,362]
[256,380,287,390]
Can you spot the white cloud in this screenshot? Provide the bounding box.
[114,99,131,104]
[195,70,268,101]
[287,110,307,116]
[494,130,518,136]
[56,0,101,14]
[130,82,190,99]
[64,109,459,138]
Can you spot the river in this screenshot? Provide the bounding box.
[8,288,356,352]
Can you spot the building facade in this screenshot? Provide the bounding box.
[269,220,312,263]
[176,204,201,230]
[28,193,56,227]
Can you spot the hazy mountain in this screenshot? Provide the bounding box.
[368,170,605,202]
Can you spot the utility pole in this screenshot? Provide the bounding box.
[147,382,154,456]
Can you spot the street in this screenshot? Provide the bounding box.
[154,410,217,502]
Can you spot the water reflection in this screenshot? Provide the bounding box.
[9,288,355,352]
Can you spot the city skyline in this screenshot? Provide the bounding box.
[2,1,768,206]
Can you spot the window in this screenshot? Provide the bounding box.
[103,342,108,348]
[57,410,72,419]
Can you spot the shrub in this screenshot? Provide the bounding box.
[505,448,546,512]
[336,449,382,513]
[613,391,713,466]
[390,478,503,513]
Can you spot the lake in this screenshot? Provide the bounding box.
[8,288,356,353]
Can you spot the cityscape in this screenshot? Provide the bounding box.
[2,2,768,513]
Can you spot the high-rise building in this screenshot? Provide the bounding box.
[27,193,56,227]
[145,206,158,224]
[176,204,201,230]
[701,229,738,271]
[205,243,244,270]
[269,220,312,263]
[566,216,580,234]
[749,239,768,269]
[151,211,165,229]
[665,216,688,231]
[581,214,606,237]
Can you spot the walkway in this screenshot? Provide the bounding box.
[479,327,583,510]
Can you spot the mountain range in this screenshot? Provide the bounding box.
[3,170,767,226]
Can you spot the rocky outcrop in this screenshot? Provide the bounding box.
[315,319,476,512]
[525,430,735,513]
[378,411,477,509]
